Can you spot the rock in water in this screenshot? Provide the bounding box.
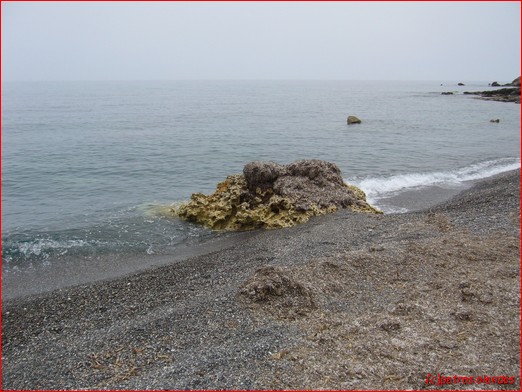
[464,87,521,104]
[347,115,362,124]
[512,76,521,86]
[175,160,381,231]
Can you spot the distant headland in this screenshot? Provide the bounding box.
[463,76,521,103]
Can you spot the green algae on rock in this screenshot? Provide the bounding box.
[174,160,381,231]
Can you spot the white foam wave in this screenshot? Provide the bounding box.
[17,239,89,258]
[5,238,107,264]
[346,158,520,203]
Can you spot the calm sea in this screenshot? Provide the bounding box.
[2,80,520,286]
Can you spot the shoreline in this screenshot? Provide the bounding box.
[370,182,471,213]
[2,167,512,301]
[2,169,520,390]
[1,230,256,302]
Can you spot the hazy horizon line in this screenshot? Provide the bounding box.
[3,77,519,83]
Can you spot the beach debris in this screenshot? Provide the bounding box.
[425,212,453,232]
[270,349,291,360]
[173,159,381,231]
[347,115,362,124]
[380,320,401,333]
[239,266,316,318]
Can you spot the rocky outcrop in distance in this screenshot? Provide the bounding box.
[489,77,520,87]
[173,160,381,231]
[454,76,521,103]
[464,86,520,104]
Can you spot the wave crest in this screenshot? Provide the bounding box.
[346,158,520,205]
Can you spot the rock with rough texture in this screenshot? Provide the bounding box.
[491,81,500,87]
[347,116,362,124]
[512,76,520,86]
[174,160,381,231]
[464,87,521,104]
[243,161,286,192]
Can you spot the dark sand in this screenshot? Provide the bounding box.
[372,183,471,213]
[2,170,520,390]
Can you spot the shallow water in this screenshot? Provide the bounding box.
[2,80,520,272]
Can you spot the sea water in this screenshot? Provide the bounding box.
[2,80,520,284]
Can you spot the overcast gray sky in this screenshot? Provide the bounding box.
[2,1,520,81]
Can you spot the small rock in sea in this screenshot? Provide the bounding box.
[441,92,454,95]
[490,119,500,123]
[347,115,362,124]
[491,81,500,87]
[511,76,520,86]
[458,82,465,86]
[174,159,381,231]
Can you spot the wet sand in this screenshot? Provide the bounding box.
[2,170,520,390]
[2,231,254,301]
[373,183,471,213]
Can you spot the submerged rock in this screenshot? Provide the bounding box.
[174,159,381,231]
[347,115,362,124]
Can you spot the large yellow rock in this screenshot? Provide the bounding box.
[173,160,381,231]
[175,175,310,231]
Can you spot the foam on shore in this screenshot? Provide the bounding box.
[346,158,520,212]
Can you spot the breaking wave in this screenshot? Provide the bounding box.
[346,158,520,206]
